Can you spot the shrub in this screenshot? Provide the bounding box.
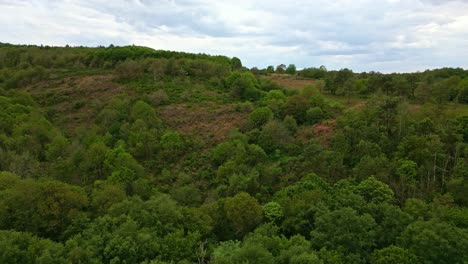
[306,107,324,124]
[247,107,273,129]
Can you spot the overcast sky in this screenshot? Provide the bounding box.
[1,0,468,72]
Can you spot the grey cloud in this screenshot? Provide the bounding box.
[1,0,468,72]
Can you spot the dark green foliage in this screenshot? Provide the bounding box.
[311,207,376,256]
[231,57,242,70]
[225,71,262,100]
[0,230,66,264]
[0,177,88,240]
[285,64,296,75]
[224,192,263,236]
[258,120,292,153]
[0,43,467,263]
[283,94,310,123]
[458,79,468,104]
[398,220,468,264]
[306,106,324,124]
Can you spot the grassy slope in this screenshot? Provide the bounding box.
[265,74,468,118]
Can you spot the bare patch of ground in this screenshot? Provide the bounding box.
[23,74,126,135]
[159,102,247,145]
[263,74,316,90]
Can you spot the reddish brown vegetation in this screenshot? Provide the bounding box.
[263,74,315,90]
[24,74,126,135]
[296,119,336,146]
[159,102,247,145]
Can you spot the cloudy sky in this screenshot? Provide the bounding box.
[1,0,468,72]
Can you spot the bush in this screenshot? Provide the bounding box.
[306,107,324,124]
[225,72,261,101]
[116,59,144,79]
[258,120,292,152]
[147,90,169,106]
[283,95,310,123]
[283,115,298,134]
[247,107,273,129]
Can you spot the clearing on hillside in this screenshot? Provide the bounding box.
[23,74,127,135]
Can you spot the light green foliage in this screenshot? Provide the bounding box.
[262,89,287,116]
[104,145,145,185]
[357,176,395,204]
[225,71,261,100]
[370,246,419,264]
[0,230,66,264]
[160,131,184,153]
[396,159,418,183]
[263,202,283,223]
[0,178,88,240]
[0,171,20,190]
[247,107,273,129]
[131,100,159,124]
[0,44,468,263]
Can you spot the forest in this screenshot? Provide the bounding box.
[0,43,467,263]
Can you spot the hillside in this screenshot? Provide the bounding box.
[0,44,468,263]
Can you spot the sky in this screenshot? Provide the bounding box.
[1,0,468,72]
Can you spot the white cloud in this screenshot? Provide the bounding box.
[1,0,468,72]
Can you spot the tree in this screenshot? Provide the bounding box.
[224,192,263,237]
[225,72,261,100]
[0,179,88,240]
[263,202,284,224]
[356,176,395,204]
[276,64,286,74]
[262,90,286,116]
[447,159,468,206]
[231,57,242,70]
[283,95,310,123]
[370,246,418,264]
[247,107,273,129]
[398,220,468,264]
[283,115,298,134]
[104,145,145,185]
[160,131,185,154]
[115,59,144,79]
[286,64,297,75]
[306,107,324,125]
[311,207,376,255]
[131,100,159,124]
[258,120,292,153]
[0,230,66,264]
[266,66,274,74]
[90,182,127,215]
[457,79,468,103]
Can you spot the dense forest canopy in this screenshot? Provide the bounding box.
[0,43,467,263]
